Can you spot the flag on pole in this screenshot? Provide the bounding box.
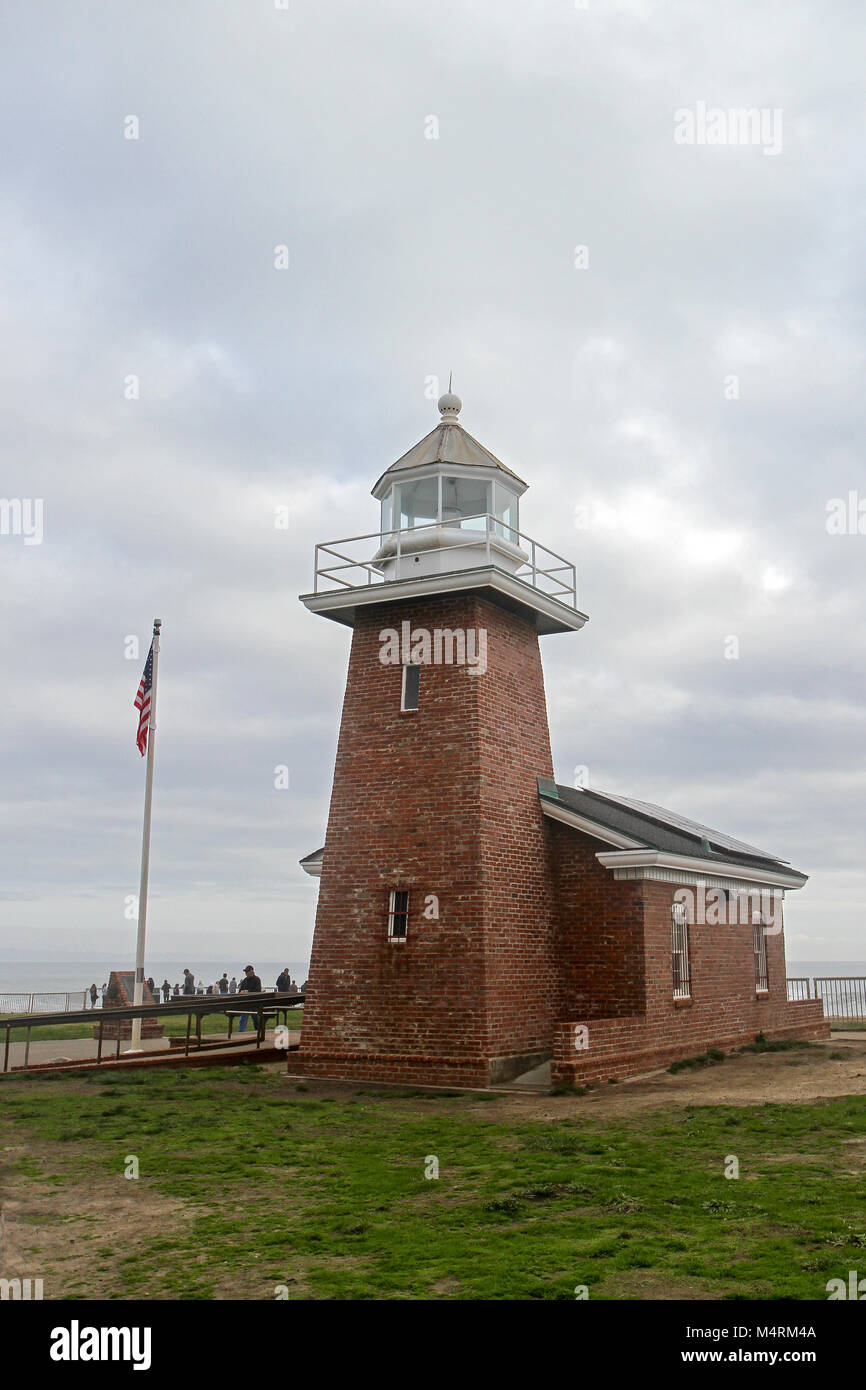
[134,642,154,756]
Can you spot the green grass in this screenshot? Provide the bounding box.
[0,1067,864,1300]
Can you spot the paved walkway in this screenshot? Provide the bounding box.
[3,1030,301,1072]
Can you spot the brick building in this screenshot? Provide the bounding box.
[292,392,827,1088]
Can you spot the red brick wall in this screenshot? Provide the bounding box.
[292,592,559,1085]
[551,864,830,1086]
[474,600,558,1066]
[546,820,645,1019]
[294,591,827,1090]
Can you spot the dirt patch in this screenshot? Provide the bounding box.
[0,1164,195,1299]
[594,1267,721,1300]
[460,1037,866,1124]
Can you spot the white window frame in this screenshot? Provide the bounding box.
[671,902,691,999]
[401,663,420,712]
[388,889,409,942]
[753,913,769,992]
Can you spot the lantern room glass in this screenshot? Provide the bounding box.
[441,476,490,531]
[380,473,520,538]
[398,477,438,531]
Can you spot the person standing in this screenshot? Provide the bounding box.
[182,969,195,996]
[89,983,98,1009]
[276,968,290,992]
[100,983,108,1006]
[218,973,229,995]
[162,979,171,1003]
[229,975,237,994]
[172,982,180,997]
[237,965,261,1033]
[146,976,155,998]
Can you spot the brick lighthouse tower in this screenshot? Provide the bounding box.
[292,390,587,1087]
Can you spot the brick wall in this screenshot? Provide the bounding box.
[290,592,560,1085]
[293,590,827,1090]
[546,820,645,1019]
[550,850,830,1086]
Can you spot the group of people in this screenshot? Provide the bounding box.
[168,967,303,1000]
[86,967,305,1030]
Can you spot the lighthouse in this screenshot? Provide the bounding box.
[292,390,587,1087]
[292,391,827,1090]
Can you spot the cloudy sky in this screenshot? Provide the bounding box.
[1,0,863,969]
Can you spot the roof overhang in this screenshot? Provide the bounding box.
[595,849,808,892]
[540,796,644,848]
[300,848,323,878]
[372,459,528,501]
[301,567,588,635]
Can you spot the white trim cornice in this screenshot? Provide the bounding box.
[301,566,588,635]
[595,848,807,892]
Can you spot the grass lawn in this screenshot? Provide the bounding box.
[1,1064,864,1300]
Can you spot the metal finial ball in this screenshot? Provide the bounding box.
[438,391,462,420]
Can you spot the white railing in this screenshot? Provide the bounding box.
[313,514,578,608]
[0,991,88,1015]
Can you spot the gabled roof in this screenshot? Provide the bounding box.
[538,779,806,881]
[371,422,526,496]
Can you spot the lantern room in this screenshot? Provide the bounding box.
[370,391,528,580]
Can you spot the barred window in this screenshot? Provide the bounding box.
[388,889,409,942]
[753,914,769,991]
[671,902,691,998]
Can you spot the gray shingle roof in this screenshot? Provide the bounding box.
[540,780,805,877]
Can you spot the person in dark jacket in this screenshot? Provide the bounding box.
[182,968,195,996]
[218,973,229,995]
[89,983,98,1009]
[161,979,171,1003]
[237,965,261,1032]
[276,968,290,993]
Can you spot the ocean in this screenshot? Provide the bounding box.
[1,958,862,1001]
[0,960,310,996]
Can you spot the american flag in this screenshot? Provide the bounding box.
[134,642,154,756]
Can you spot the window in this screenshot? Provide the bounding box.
[440,476,490,531]
[753,914,769,992]
[671,902,691,998]
[401,663,420,711]
[397,477,438,531]
[493,481,519,541]
[388,889,409,941]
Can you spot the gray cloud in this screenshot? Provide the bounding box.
[1,0,864,966]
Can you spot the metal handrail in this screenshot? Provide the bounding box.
[0,990,305,1073]
[313,514,577,606]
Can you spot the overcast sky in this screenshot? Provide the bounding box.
[1,1,863,969]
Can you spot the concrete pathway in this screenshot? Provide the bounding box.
[499,1060,552,1092]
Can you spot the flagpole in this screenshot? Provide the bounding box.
[127,618,161,1054]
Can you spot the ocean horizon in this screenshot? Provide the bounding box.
[0,957,862,998]
[0,959,310,996]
